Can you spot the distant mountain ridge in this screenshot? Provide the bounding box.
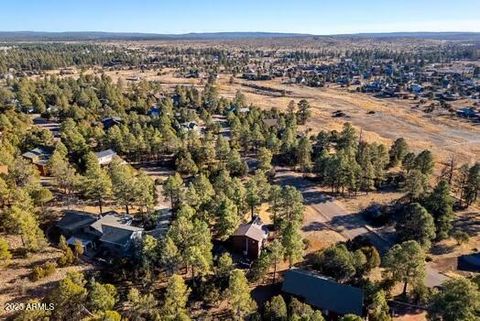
[0,31,479,41]
[0,31,312,41]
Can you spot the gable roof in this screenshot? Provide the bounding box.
[95,150,118,165]
[101,117,122,130]
[233,216,267,242]
[56,211,97,232]
[262,118,279,129]
[22,146,53,164]
[95,149,117,159]
[282,269,364,316]
[99,224,143,246]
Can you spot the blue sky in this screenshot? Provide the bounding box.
[0,0,479,34]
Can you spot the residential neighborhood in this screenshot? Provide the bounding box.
[0,2,480,321]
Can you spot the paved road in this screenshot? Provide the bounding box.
[274,166,447,288]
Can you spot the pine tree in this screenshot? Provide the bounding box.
[88,282,118,312]
[264,295,287,321]
[217,196,240,240]
[269,239,284,284]
[396,203,436,249]
[109,157,136,214]
[82,152,112,214]
[424,180,454,239]
[258,147,273,172]
[163,172,184,210]
[162,274,191,320]
[384,240,426,296]
[296,99,311,124]
[428,277,480,321]
[228,269,257,320]
[7,205,46,252]
[405,169,428,200]
[48,272,88,320]
[388,138,408,167]
[160,236,180,275]
[369,290,391,321]
[281,222,304,268]
[296,136,313,174]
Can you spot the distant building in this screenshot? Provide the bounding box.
[282,268,364,318]
[179,121,200,132]
[22,147,53,176]
[95,149,118,166]
[262,118,279,129]
[102,117,122,130]
[456,107,479,120]
[231,216,268,259]
[147,106,161,118]
[126,76,140,82]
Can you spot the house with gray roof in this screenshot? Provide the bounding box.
[282,268,364,318]
[22,146,53,175]
[56,211,143,258]
[95,149,118,166]
[56,211,97,235]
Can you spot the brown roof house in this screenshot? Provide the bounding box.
[231,216,268,259]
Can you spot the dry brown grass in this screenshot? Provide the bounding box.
[394,313,427,321]
[0,235,91,319]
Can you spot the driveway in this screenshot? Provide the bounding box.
[274,166,447,287]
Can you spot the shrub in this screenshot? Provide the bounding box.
[44,261,57,276]
[58,247,75,267]
[31,266,45,281]
[452,231,470,245]
[30,261,57,281]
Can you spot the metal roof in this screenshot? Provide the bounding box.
[99,224,143,246]
[56,211,97,231]
[233,221,267,242]
[282,268,364,316]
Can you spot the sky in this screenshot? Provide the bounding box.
[0,0,479,35]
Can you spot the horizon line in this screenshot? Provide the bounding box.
[1,30,480,36]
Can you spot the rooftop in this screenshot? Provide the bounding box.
[56,211,97,232]
[233,216,267,242]
[282,268,364,316]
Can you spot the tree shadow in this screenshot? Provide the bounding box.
[301,221,330,232]
[454,211,480,235]
[302,191,333,205]
[251,282,282,306]
[431,243,456,255]
[330,213,368,231]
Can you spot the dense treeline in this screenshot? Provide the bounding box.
[0,44,144,73]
